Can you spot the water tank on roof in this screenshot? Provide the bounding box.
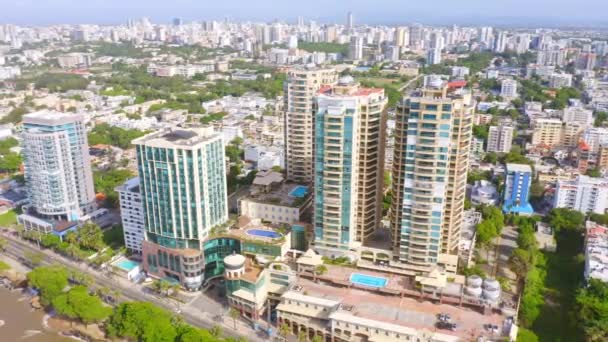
[465,286,483,297]
[483,278,500,291]
[467,275,483,288]
[483,288,501,301]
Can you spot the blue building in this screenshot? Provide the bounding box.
[502,163,534,215]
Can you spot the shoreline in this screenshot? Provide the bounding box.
[0,254,100,341]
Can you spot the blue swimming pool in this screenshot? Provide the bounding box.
[246,229,282,239]
[115,259,140,271]
[350,273,388,288]
[289,185,308,198]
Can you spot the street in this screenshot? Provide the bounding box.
[0,233,266,342]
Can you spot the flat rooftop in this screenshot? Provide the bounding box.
[132,126,220,149]
[246,182,310,208]
[296,278,510,340]
[506,163,532,173]
[23,110,83,125]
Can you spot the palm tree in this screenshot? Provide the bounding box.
[279,323,291,341]
[229,307,240,330]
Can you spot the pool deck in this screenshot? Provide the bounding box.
[297,277,506,340]
[244,182,311,208]
[323,264,415,292]
[113,258,141,272]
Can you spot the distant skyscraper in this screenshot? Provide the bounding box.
[135,127,228,289]
[394,27,410,48]
[494,31,507,53]
[284,66,338,184]
[391,80,473,269]
[313,77,387,256]
[347,11,354,30]
[479,26,493,49]
[349,36,363,60]
[19,111,96,224]
[426,48,441,65]
[173,17,183,26]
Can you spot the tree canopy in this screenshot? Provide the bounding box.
[53,285,112,325]
[575,279,608,341]
[88,123,147,149]
[27,265,70,306]
[545,208,585,233]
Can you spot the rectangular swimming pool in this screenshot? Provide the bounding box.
[349,273,388,288]
[246,229,282,239]
[115,259,140,271]
[288,185,308,198]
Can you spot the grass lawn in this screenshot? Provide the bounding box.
[0,210,17,227]
[531,232,584,342]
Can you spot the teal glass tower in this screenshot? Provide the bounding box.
[134,127,228,289]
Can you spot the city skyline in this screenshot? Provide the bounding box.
[2,0,608,27]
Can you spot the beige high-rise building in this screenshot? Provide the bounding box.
[487,125,513,153]
[313,77,387,256]
[562,122,585,148]
[531,118,563,148]
[284,66,337,184]
[390,80,473,269]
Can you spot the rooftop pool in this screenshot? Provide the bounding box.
[246,229,283,239]
[114,259,140,272]
[289,185,308,198]
[350,273,388,288]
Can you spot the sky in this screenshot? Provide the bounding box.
[2,0,608,27]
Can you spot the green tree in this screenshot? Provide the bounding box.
[517,328,539,342]
[483,151,498,164]
[106,302,178,342]
[586,168,602,178]
[53,286,112,326]
[87,123,147,149]
[93,168,135,208]
[508,248,533,279]
[575,279,608,341]
[76,222,105,251]
[229,307,240,330]
[0,236,6,251]
[546,208,585,233]
[27,265,69,306]
[40,234,62,249]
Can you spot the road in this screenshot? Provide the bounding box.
[1,233,265,341]
[398,74,423,92]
